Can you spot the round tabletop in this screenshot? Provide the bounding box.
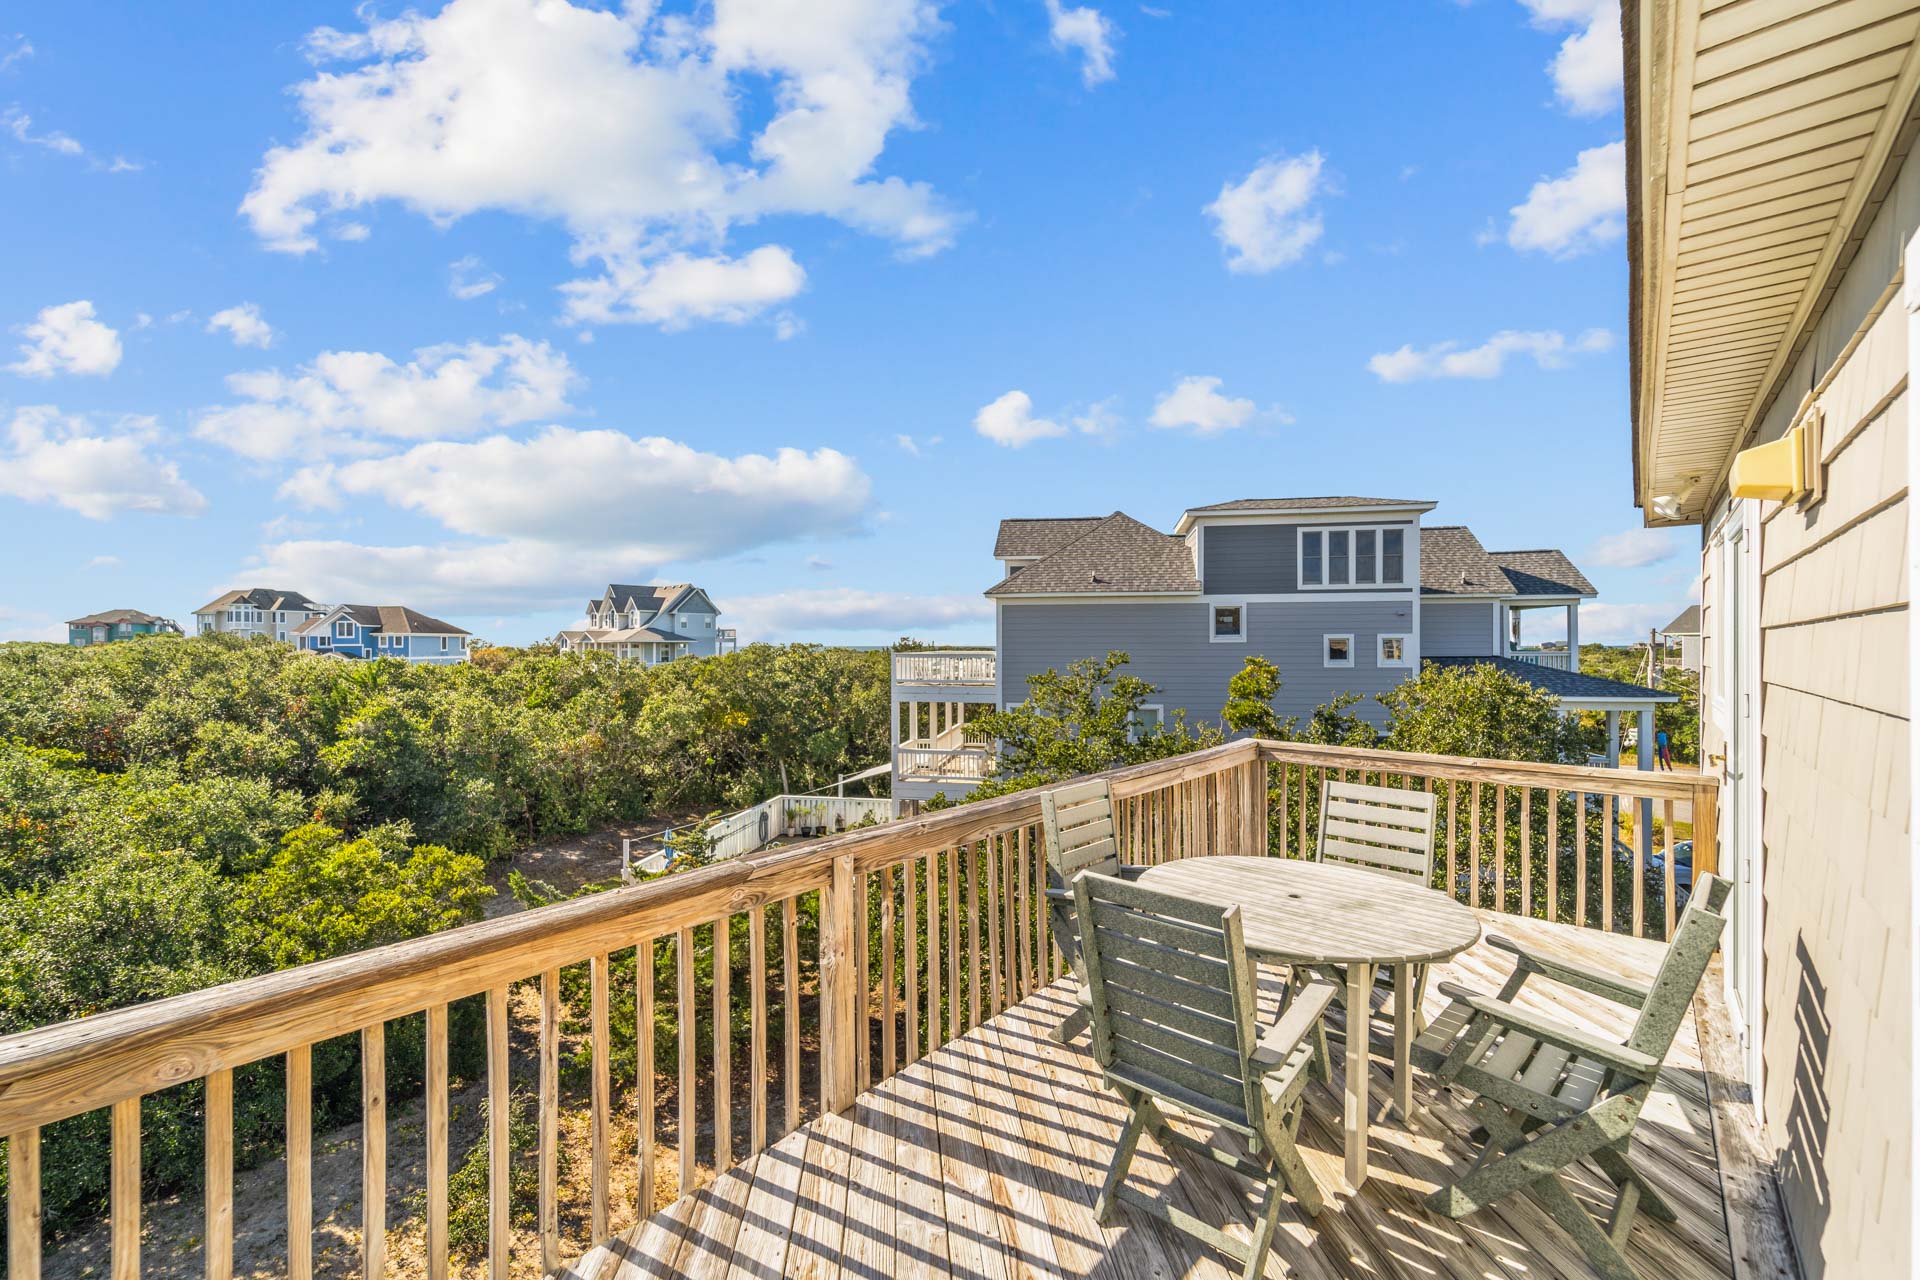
[1133,856,1482,966]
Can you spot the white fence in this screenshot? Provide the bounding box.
[896,745,995,783]
[627,793,903,875]
[1510,650,1575,671]
[892,650,996,685]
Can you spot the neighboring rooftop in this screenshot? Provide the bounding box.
[1489,549,1597,597]
[194,587,321,615]
[295,605,469,637]
[992,516,1105,560]
[1664,605,1701,636]
[66,608,176,628]
[1183,495,1431,513]
[1427,655,1676,703]
[1418,526,1515,596]
[986,511,1201,596]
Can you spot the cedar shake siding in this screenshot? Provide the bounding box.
[998,599,1415,729]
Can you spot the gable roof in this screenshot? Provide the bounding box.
[986,512,1201,597]
[993,517,1106,559]
[1664,604,1701,636]
[1418,526,1515,596]
[605,583,690,611]
[67,608,174,628]
[193,587,322,615]
[1488,550,1596,597]
[1183,495,1430,514]
[294,604,466,637]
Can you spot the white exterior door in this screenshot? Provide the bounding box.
[1708,499,1764,1104]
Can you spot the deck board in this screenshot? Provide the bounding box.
[594,913,1737,1280]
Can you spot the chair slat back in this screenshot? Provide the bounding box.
[1074,873,1264,1131]
[1626,873,1732,1059]
[1042,779,1121,882]
[1315,779,1438,884]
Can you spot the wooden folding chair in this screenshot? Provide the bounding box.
[1075,872,1337,1280]
[1312,777,1440,1020]
[1040,777,1147,1042]
[1413,874,1733,1280]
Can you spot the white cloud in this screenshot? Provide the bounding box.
[1580,600,1683,645]
[805,554,834,571]
[255,428,874,614]
[724,587,991,641]
[206,303,276,349]
[194,334,580,460]
[241,0,956,329]
[449,256,502,301]
[1518,0,1621,116]
[0,406,206,520]
[1149,375,1279,435]
[1205,151,1328,274]
[1045,0,1117,87]
[974,390,1067,448]
[85,554,121,569]
[8,301,122,378]
[1367,327,1611,382]
[1,36,33,73]
[558,247,806,328]
[1,105,139,171]
[1072,396,1122,438]
[1506,140,1625,256]
[1587,527,1679,569]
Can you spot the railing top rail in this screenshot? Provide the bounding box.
[1252,738,1714,801]
[0,737,1260,1133]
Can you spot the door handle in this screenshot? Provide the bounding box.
[1707,752,1727,767]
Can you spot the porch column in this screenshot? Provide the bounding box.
[1637,707,1656,871]
[1604,710,1620,768]
[1566,603,1580,671]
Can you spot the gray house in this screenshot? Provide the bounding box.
[890,496,1672,800]
[555,583,738,664]
[192,588,327,644]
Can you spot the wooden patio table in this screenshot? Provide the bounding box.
[1135,855,1481,1190]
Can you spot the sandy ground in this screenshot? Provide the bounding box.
[481,811,706,917]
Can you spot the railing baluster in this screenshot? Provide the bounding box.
[426,1003,449,1280]
[853,874,870,1094]
[1445,782,1458,896]
[749,913,767,1156]
[713,916,732,1167]
[966,842,982,1031]
[485,987,509,1280]
[1663,798,1678,939]
[676,926,695,1193]
[923,853,940,1058]
[946,847,960,1043]
[591,952,611,1239]
[539,970,560,1274]
[637,940,656,1216]
[287,1047,311,1280]
[1547,789,1561,924]
[1603,795,1617,932]
[987,834,1003,1017]
[1469,781,1483,909]
[112,1096,139,1280]
[205,1069,232,1280]
[1576,792,1589,927]
[782,900,799,1135]
[1002,831,1018,1000]
[1520,787,1532,917]
[881,865,897,1078]
[1495,784,1508,912]
[1015,827,1031,999]
[1632,796,1646,938]
[362,1023,386,1280]
[9,1126,41,1280]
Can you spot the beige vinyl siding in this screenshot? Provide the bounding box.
[1718,206,1911,1278]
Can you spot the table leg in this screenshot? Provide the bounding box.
[1393,963,1413,1121]
[1344,962,1371,1189]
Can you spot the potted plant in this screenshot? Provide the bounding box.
[834,810,847,832]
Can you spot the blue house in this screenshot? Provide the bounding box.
[292,604,470,665]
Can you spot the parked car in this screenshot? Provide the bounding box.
[1647,840,1693,890]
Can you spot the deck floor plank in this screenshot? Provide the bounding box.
[565,913,1740,1280]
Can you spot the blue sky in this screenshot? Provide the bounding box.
[0,0,1694,646]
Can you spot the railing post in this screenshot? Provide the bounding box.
[1691,780,1719,879]
[820,853,859,1114]
[1244,758,1269,856]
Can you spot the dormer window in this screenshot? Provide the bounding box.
[1299,526,1408,588]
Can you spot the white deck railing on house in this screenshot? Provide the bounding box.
[892,650,996,686]
[895,744,995,783]
[1510,650,1575,671]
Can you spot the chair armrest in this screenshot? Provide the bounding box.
[1250,978,1337,1075]
[1437,981,1660,1081]
[1115,864,1150,881]
[1487,935,1651,1009]
[1044,887,1076,909]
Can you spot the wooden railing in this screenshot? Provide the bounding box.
[891,651,996,685]
[0,737,1714,1280]
[895,744,996,782]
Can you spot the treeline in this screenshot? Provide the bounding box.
[0,635,893,1234]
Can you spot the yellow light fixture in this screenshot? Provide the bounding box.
[1729,408,1823,507]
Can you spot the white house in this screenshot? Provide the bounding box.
[555,583,737,664]
[193,588,327,644]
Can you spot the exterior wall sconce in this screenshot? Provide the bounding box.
[1729,399,1824,508]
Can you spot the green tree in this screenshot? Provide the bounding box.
[1379,662,1582,762]
[1222,655,1289,738]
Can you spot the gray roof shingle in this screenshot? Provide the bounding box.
[985,512,1200,596]
[1663,604,1701,635]
[1184,495,1430,513]
[1426,656,1676,702]
[66,608,174,627]
[992,517,1106,559]
[194,587,322,615]
[1419,527,1515,596]
[1489,550,1597,597]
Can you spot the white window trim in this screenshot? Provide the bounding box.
[1128,703,1165,742]
[1208,602,1248,643]
[1377,632,1413,668]
[1323,633,1355,668]
[1296,525,1410,589]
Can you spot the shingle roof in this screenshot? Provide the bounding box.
[1184,496,1430,514]
[992,517,1106,559]
[985,512,1200,596]
[607,583,690,611]
[66,608,174,627]
[1489,550,1597,597]
[375,606,470,636]
[193,587,322,615]
[1419,527,1515,596]
[1426,656,1677,702]
[1663,604,1701,635]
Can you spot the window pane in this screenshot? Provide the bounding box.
[1382,529,1404,583]
[1301,531,1322,584]
[1214,606,1241,637]
[1381,636,1404,661]
[1356,530,1376,583]
[1327,635,1350,662]
[1328,531,1350,583]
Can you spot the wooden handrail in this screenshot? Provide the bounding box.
[1253,738,1714,803]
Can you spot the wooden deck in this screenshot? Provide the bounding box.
[569,914,1737,1280]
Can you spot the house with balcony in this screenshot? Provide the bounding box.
[192,588,327,644]
[554,582,737,664]
[890,498,1673,801]
[64,609,181,646]
[291,605,471,665]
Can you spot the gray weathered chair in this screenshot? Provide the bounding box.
[1412,874,1733,1280]
[1313,778,1440,1016]
[1075,872,1337,1280]
[1040,778,1147,1042]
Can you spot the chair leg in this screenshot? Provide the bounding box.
[1531,1171,1642,1280]
[1094,1103,1151,1224]
[1052,1002,1090,1044]
[1242,1173,1288,1280]
[1590,1142,1678,1224]
[1267,1128,1324,1218]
